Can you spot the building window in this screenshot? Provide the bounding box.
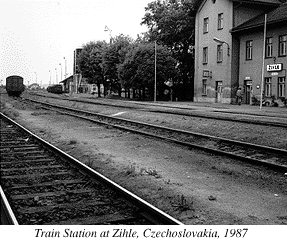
[246,40,253,60]
[279,35,286,56]
[265,37,273,58]
[278,77,285,97]
[203,17,209,33]
[202,79,207,95]
[218,13,223,30]
[217,44,223,62]
[203,47,208,64]
[264,77,272,97]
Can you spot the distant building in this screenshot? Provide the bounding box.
[60,74,94,94]
[28,83,41,90]
[193,0,286,104]
[59,75,73,93]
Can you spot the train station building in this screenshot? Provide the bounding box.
[193,0,287,105]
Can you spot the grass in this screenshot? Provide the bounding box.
[123,164,137,177]
[68,139,77,145]
[146,168,162,178]
[85,159,94,168]
[121,164,162,178]
[172,195,193,212]
[0,103,20,119]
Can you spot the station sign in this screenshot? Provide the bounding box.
[267,63,282,72]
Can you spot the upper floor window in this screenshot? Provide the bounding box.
[246,40,253,60]
[217,44,223,63]
[279,35,286,56]
[265,37,273,58]
[218,13,223,30]
[203,17,209,33]
[203,47,208,64]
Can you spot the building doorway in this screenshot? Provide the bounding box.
[215,81,223,103]
[244,80,252,104]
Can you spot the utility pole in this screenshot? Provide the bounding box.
[260,14,267,110]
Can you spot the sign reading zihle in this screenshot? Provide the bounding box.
[267,63,282,72]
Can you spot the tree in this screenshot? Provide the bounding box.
[118,42,177,100]
[102,34,133,96]
[78,41,107,97]
[141,0,196,100]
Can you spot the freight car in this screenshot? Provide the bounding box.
[6,75,25,97]
[47,84,64,94]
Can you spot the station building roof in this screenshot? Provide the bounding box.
[231,4,287,33]
[193,0,283,9]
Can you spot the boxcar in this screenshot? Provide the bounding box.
[6,75,25,97]
[47,84,64,94]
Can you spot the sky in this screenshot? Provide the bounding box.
[0,0,152,86]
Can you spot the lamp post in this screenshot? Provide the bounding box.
[64,57,67,79]
[213,37,230,56]
[154,40,157,102]
[59,63,62,81]
[49,70,51,85]
[55,68,58,84]
[104,25,112,44]
[213,37,230,103]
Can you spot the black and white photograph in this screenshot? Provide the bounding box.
[0,0,286,241]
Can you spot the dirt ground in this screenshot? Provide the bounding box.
[1,94,287,225]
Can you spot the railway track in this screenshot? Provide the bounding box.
[24,99,287,172]
[0,113,182,225]
[28,93,287,128]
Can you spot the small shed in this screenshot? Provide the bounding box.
[60,75,73,93]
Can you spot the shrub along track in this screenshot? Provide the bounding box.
[24,98,287,172]
[0,112,182,225]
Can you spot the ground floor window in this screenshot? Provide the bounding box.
[202,79,207,95]
[264,77,272,97]
[278,77,286,97]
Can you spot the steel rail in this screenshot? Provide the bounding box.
[25,100,287,172]
[0,186,19,225]
[0,112,183,225]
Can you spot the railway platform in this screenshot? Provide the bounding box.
[70,93,287,118]
[142,102,287,118]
